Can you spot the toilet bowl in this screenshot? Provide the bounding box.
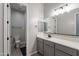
[14,35,20,48]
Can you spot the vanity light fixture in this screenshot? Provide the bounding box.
[51,4,78,17]
[53,4,70,16]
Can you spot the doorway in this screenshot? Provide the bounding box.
[10,3,27,56]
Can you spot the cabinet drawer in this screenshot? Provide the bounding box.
[44,40,54,47]
[55,49,70,56]
[55,44,77,56]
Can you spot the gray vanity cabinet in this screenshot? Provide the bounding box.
[37,37,54,56]
[37,37,79,56]
[55,43,77,56]
[44,40,54,56]
[37,38,44,55]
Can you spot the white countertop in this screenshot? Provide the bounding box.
[37,32,79,50]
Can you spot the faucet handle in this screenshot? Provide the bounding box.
[48,34,51,37]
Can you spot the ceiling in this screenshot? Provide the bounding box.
[44,3,64,10]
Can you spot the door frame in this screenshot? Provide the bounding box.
[4,3,27,56]
[74,12,79,35]
[3,3,11,56]
[7,3,27,56]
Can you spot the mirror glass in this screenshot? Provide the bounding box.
[39,3,79,36]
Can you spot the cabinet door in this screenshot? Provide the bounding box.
[44,44,54,56]
[37,38,44,55]
[76,51,79,56]
[55,49,70,56]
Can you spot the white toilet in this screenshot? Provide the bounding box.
[14,35,20,48]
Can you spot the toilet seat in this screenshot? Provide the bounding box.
[14,35,20,48]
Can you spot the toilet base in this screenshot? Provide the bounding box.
[20,47,26,56]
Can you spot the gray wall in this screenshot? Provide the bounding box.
[11,9,26,43]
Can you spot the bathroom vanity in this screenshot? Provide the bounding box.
[36,6,79,56]
[37,32,79,56]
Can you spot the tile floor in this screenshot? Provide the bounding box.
[11,47,23,56]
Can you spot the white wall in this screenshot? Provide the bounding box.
[11,9,26,43]
[27,3,44,55]
[0,4,3,56]
[38,21,45,32]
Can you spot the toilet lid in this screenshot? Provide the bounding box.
[14,35,20,43]
[15,40,20,43]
